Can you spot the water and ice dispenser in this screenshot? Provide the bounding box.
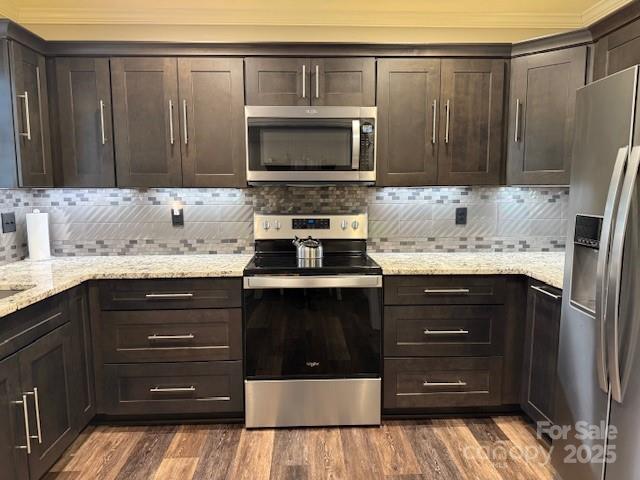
[570,214,603,315]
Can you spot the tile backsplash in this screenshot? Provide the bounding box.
[0,186,568,265]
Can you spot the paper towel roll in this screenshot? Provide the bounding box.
[26,209,51,261]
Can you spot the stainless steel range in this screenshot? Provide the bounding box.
[243,213,382,428]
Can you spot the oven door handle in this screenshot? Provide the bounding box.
[243,275,382,289]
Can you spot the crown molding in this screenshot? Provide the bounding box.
[582,0,633,25]
[0,0,19,20]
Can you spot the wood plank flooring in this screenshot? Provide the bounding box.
[46,416,557,480]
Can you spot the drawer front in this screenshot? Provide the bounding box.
[383,357,502,409]
[99,278,241,310]
[100,309,242,363]
[384,276,505,305]
[384,305,505,357]
[101,361,243,415]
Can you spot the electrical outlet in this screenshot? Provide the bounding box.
[455,207,467,225]
[171,207,184,227]
[1,212,16,233]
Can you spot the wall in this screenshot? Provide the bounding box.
[0,185,568,265]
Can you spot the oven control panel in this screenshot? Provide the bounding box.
[254,214,368,240]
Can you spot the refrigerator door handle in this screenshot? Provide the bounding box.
[595,146,629,393]
[607,145,640,403]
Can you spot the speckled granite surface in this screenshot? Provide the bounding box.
[0,254,252,319]
[0,252,565,320]
[369,252,565,289]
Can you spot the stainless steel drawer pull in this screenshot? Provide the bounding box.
[150,386,196,393]
[17,91,31,140]
[423,380,467,387]
[148,334,195,341]
[423,288,470,295]
[11,395,31,454]
[424,329,469,335]
[25,388,42,444]
[530,285,562,300]
[145,293,194,299]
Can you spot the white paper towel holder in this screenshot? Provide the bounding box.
[26,208,52,261]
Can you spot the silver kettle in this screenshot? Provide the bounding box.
[292,236,323,260]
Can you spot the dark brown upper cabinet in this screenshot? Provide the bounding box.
[438,59,506,185]
[593,16,640,81]
[377,59,440,186]
[245,57,375,106]
[245,57,309,106]
[178,58,246,187]
[507,47,586,185]
[111,57,182,187]
[54,58,115,187]
[0,40,53,187]
[310,58,375,106]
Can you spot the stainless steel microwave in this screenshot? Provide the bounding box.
[245,106,376,184]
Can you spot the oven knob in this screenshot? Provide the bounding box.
[341,220,348,230]
[263,220,270,230]
[274,220,281,230]
[351,220,359,230]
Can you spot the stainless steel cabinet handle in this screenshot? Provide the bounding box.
[431,99,437,144]
[99,100,107,145]
[607,145,640,403]
[183,99,188,145]
[302,64,306,99]
[514,99,521,143]
[24,389,42,444]
[445,99,450,144]
[150,386,196,393]
[424,329,469,335]
[595,146,629,393]
[148,333,195,341]
[17,91,31,140]
[11,395,31,454]
[315,64,319,99]
[423,380,467,387]
[144,293,194,299]
[530,285,562,300]
[423,288,470,295]
[168,100,174,145]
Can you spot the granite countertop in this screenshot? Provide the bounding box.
[368,252,565,289]
[0,254,253,319]
[0,251,565,320]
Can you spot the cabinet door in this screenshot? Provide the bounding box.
[438,59,505,185]
[9,41,53,187]
[68,287,95,431]
[507,47,586,185]
[18,323,76,480]
[178,58,246,187]
[593,18,640,80]
[377,59,440,186]
[245,57,310,106]
[0,355,29,480]
[55,57,115,187]
[521,282,562,425]
[311,58,375,106]
[111,57,182,187]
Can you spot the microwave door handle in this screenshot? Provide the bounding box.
[607,145,640,403]
[595,146,629,393]
[352,119,360,170]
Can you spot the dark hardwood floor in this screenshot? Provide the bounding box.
[45,416,557,479]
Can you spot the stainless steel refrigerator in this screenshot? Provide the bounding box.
[553,65,640,480]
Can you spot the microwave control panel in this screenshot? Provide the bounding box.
[359,120,375,171]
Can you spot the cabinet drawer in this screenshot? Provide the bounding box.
[384,305,505,357]
[101,361,243,415]
[99,278,241,310]
[100,309,242,363]
[384,276,505,305]
[383,357,502,409]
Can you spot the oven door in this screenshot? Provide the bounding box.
[245,106,376,183]
[243,275,382,380]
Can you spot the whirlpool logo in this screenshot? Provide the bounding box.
[306,361,320,368]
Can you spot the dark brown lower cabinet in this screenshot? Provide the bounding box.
[18,323,76,480]
[101,361,243,416]
[521,281,562,425]
[0,354,29,480]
